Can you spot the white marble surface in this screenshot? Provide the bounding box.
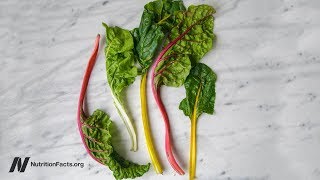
[1,0,320,179]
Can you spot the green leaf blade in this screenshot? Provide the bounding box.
[154,4,215,88]
[82,110,150,180]
[179,63,217,119]
[104,25,138,96]
[155,54,191,87]
[168,5,215,64]
[133,0,186,72]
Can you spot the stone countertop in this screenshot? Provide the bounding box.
[1,0,320,179]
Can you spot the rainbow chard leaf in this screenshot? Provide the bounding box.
[82,110,150,180]
[77,35,150,180]
[150,4,215,175]
[179,63,217,180]
[132,0,186,174]
[153,4,216,87]
[179,63,217,117]
[103,23,138,151]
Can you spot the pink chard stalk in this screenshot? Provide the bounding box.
[77,34,101,164]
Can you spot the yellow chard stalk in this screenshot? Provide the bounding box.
[189,86,201,179]
[140,73,163,174]
[179,63,217,180]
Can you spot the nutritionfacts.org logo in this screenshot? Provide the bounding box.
[9,157,30,173]
[8,157,85,173]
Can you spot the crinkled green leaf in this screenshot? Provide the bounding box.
[103,24,138,151]
[132,0,186,72]
[155,5,215,87]
[179,63,217,119]
[155,54,191,87]
[82,110,150,180]
[168,5,215,64]
[144,0,186,29]
[104,23,138,97]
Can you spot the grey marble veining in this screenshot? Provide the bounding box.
[1,0,320,179]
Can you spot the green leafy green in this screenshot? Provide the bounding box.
[103,23,138,151]
[167,5,215,64]
[179,63,217,179]
[154,54,191,87]
[82,109,150,180]
[154,4,215,87]
[179,63,217,119]
[132,0,186,72]
[104,24,138,95]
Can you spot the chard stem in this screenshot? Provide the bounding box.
[189,85,201,180]
[111,91,137,151]
[151,84,185,175]
[190,115,197,180]
[140,73,163,174]
[150,27,189,175]
[77,34,103,164]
